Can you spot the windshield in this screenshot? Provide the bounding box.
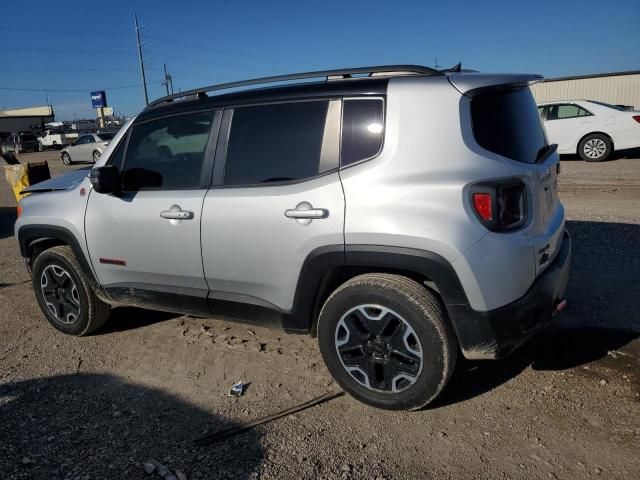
[19,134,37,141]
[97,133,115,141]
[471,87,547,164]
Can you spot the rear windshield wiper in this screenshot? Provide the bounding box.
[535,143,558,164]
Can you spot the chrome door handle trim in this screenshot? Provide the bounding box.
[160,210,194,220]
[284,208,329,219]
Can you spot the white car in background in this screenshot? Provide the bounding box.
[538,100,640,161]
[60,133,116,165]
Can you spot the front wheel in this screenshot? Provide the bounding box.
[578,134,612,162]
[92,150,101,163]
[317,273,457,410]
[61,152,72,165]
[32,246,110,336]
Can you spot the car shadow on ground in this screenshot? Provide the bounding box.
[0,206,17,240]
[435,219,640,407]
[0,373,265,479]
[99,306,183,334]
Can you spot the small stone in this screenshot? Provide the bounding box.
[595,467,602,474]
[166,475,178,480]
[113,410,122,418]
[438,431,447,438]
[175,471,188,480]
[143,462,156,474]
[341,464,352,473]
[599,379,608,386]
[21,457,32,465]
[519,463,526,469]
[483,431,490,436]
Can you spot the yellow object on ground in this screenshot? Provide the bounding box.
[3,164,30,202]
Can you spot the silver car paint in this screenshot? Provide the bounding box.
[84,189,209,292]
[201,172,345,311]
[61,134,110,162]
[16,75,564,317]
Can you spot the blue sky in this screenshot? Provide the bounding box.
[2,0,638,120]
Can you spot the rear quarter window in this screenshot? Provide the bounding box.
[471,87,547,164]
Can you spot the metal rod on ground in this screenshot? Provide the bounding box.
[134,13,149,106]
[194,390,344,446]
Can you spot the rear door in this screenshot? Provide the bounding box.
[201,100,344,313]
[85,110,220,312]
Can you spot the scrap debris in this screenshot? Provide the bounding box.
[143,458,186,479]
[228,380,249,397]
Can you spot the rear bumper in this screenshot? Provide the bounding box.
[452,230,571,360]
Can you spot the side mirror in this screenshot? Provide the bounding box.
[89,165,120,194]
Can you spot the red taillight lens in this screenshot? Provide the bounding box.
[16,205,23,218]
[633,115,640,123]
[471,182,526,232]
[472,193,493,221]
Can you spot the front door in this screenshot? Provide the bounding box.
[85,110,220,313]
[201,101,344,314]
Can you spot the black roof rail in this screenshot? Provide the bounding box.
[146,64,442,108]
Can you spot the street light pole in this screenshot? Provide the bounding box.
[134,13,149,106]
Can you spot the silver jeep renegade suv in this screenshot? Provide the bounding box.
[15,65,571,410]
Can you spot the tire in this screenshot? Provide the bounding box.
[92,150,101,163]
[14,145,20,154]
[317,273,457,410]
[578,133,612,162]
[61,152,72,165]
[31,245,110,336]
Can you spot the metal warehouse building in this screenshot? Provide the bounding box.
[530,71,640,109]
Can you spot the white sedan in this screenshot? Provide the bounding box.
[60,132,115,165]
[538,100,640,161]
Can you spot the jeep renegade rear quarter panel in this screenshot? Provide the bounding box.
[340,76,514,280]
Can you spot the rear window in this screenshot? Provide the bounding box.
[97,133,115,141]
[471,87,547,164]
[20,134,37,141]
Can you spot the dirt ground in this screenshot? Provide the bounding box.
[1,151,638,480]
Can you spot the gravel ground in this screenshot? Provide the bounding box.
[1,151,638,480]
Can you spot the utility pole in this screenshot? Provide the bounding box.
[134,13,149,105]
[434,57,440,70]
[162,63,174,96]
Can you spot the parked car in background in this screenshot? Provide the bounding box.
[1,132,39,154]
[60,133,115,165]
[38,129,70,150]
[538,100,640,161]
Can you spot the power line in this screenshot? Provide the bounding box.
[5,47,134,55]
[0,82,161,93]
[0,26,131,37]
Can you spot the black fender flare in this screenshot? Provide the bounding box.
[283,245,472,341]
[17,224,102,292]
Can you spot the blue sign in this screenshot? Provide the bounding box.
[91,91,107,108]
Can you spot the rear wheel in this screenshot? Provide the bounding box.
[32,246,110,336]
[317,273,457,410]
[61,152,72,165]
[578,134,612,162]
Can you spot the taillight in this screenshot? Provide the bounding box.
[16,205,23,218]
[633,115,640,123]
[470,181,526,232]
[472,193,493,221]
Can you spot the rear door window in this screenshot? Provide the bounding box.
[547,104,592,120]
[341,99,384,166]
[224,101,329,185]
[122,111,214,190]
[471,87,547,164]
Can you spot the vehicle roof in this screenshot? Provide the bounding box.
[136,77,392,123]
